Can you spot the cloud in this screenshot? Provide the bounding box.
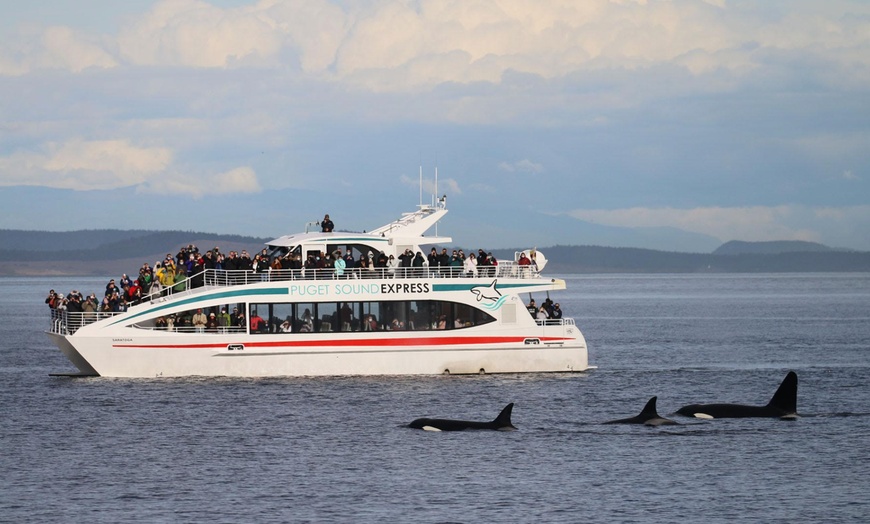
[116,0,285,68]
[0,139,172,190]
[3,0,868,90]
[138,166,261,198]
[41,26,118,72]
[399,174,461,196]
[566,205,870,245]
[498,159,544,174]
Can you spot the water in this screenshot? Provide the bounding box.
[2,274,869,523]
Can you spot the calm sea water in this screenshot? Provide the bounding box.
[1,274,869,523]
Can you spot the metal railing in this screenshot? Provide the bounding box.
[535,318,576,327]
[47,262,545,335]
[48,309,122,335]
[161,263,540,298]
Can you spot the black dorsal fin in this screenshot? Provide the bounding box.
[767,371,798,413]
[639,396,659,417]
[492,403,515,429]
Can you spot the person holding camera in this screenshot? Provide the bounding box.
[45,290,58,309]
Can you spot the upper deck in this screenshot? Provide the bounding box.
[47,262,549,335]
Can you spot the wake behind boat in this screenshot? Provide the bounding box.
[45,197,591,378]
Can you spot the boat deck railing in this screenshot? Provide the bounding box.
[48,308,577,337]
[47,262,548,335]
[153,263,541,303]
[48,309,122,335]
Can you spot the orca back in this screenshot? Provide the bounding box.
[408,403,516,431]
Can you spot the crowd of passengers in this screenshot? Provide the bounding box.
[45,234,541,314]
[146,305,484,334]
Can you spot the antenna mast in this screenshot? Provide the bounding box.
[434,165,439,235]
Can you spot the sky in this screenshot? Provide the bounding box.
[1,0,868,252]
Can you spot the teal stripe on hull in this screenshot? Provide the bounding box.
[432,282,543,292]
[109,287,289,326]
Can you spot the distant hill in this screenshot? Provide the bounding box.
[713,240,835,255]
[1,230,868,276]
[493,245,870,273]
[0,229,269,277]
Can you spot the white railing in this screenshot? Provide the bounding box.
[48,262,544,334]
[48,309,123,335]
[131,325,247,334]
[165,262,539,296]
[535,318,576,327]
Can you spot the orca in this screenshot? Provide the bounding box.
[676,371,798,419]
[408,403,517,431]
[603,396,678,426]
[470,280,501,302]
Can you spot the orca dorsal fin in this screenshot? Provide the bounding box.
[766,371,798,414]
[492,403,516,430]
[639,396,659,417]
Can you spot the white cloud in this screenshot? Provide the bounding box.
[0,139,172,190]
[498,159,544,174]
[116,0,284,67]
[566,205,870,245]
[41,26,117,72]
[139,166,261,198]
[2,0,868,91]
[400,174,462,196]
[0,25,116,75]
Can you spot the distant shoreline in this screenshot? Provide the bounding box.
[1,230,868,276]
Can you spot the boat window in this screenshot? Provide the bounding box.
[127,303,248,334]
[249,305,268,333]
[161,299,495,334]
[339,301,356,331]
[272,303,294,333]
[318,302,338,332]
[361,301,381,331]
[297,302,315,333]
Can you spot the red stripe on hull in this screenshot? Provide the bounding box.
[112,336,573,350]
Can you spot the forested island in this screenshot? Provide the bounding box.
[1,230,867,276]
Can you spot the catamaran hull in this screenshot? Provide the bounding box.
[49,333,589,378]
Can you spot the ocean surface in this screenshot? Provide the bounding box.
[1,273,869,523]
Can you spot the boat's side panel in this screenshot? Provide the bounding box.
[62,333,589,377]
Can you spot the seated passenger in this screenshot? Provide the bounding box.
[299,309,313,332]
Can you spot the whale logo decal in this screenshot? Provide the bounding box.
[471,280,501,302]
[470,280,508,311]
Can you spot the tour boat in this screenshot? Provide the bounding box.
[46,198,591,378]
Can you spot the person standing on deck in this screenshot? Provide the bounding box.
[321,214,334,233]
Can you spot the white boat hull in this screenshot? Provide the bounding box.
[51,330,589,378]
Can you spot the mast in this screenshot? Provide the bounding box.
[434,165,439,236]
